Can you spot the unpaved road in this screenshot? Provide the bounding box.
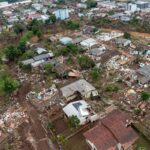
[16,83,56,150]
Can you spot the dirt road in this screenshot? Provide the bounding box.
[16,83,56,150]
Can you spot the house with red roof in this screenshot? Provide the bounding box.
[84,110,138,150]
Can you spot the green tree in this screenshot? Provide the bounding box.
[141,91,150,101]
[13,23,25,35]
[64,21,80,30]
[4,45,21,61]
[2,77,19,94]
[87,0,97,8]
[124,32,131,39]
[68,115,80,129]
[77,55,95,70]
[50,14,56,23]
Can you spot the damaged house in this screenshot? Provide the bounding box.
[136,65,150,85]
[60,79,98,102]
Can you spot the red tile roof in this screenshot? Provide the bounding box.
[84,110,138,150]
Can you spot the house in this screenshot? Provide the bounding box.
[21,58,35,65]
[33,53,53,61]
[63,100,98,125]
[115,38,131,47]
[60,79,98,101]
[80,38,97,49]
[59,37,73,45]
[53,9,69,20]
[84,110,138,150]
[136,65,150,84]
[136,1,149,10]
[77,3,87,9]
[88,46,106,57]
[21,52,54,67]
[35,47,47,54]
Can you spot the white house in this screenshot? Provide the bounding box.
[80,38,97,49]
[63,100,97,125]
[53,9,69,20]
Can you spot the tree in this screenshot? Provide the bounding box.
[68,115,80,129]
[50,14,56,23]
[87,0,97,8]
[64,21,80,30]
[124,32,131,39]
[4,45,21,61]
[18,37,27,52]
[141,91,150,101]
[13,23,24,35]
[2,77,19,95]
[77,55,95,70]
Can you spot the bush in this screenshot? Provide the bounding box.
[91,67,102,81]
[141,91,150,101]
[21,64,32,72]
[77,55,95,70]
[64,21,80,30]
[87,0,97,8]
[43,63,53,73]
[124,32,131,39]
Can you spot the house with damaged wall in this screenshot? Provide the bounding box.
[60,79,98,102]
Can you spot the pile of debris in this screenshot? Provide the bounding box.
[0,104,28,133]
[26,84,62,111]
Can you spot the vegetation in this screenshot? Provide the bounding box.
[43,63,53,74]
[0,73,19,96]
[140,91,150,101]
[105,84,119,93]
[68,115,80,129]
[63,21,80,30]
[4,45,21,61]
[77,55,95,70]
[124,32,131,39]
[90,67,102,81]
[86,0,97,8]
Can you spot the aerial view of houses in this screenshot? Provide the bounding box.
[0,0,150,150]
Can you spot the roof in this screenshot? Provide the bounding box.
[59,37,73,45]
[116,38,131,44]
[60,79,96,98]
[36,47,47,54]
[89,47,106,56]
[137,65,150,77]
[63,100,90,124]
[84,110,138,150]
[33,53,53,61]
[21,58,35,65]
[80,38,97,48]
